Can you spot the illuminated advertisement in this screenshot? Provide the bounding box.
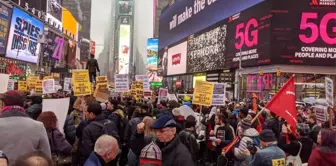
[118,24,130,74]
[167,41,187,76]
[271,0,336,66]
[0,3,12,55]
[147,38,159,70]
[6,8,44,63]
[47,0,62,22]
[225,1,272,68]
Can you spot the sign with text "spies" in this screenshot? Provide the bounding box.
[6,8,44,63]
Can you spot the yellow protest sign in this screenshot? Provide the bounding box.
[96,76,108,85]
[35,80,43,94]
[43,76,53,80]
[72,70,91,96]
[109,83,115,89]
[28,76,39,88]
[135,81,144,100]
[193,81,214,106]
[18,81,28,92]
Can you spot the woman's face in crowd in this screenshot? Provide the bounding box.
[317,131,322,145]
[0,158,7,166]
[215,115,220,125]
[107,102,114,110]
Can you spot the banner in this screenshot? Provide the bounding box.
[0,3,12,55]
[6,8,44,63]
[135,75,150,91]
[42,98,70,134]
[325,77,334,107]
[158,88,169,103]
[18,80,27,92]
[193,81,214,106]
[42,79,55,94]
[266,77,297,128]
[212,83,226,106]
[7,79,15,91]
[63,77,72,92]
[0,74,10,93]
[27,76,39,88]
[35,80,42,94]
[115,74,129,92]
[72,70,91,96]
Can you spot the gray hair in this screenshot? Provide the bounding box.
[94,135,117,156]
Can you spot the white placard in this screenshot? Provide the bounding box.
[42,98,70,134]
[158,88,169,103]
[63,77,72,92]
[7,79,15,91]
[114,74,129,92]
[135,75,150,91]
[314,105,328,124]
[325,77,334,107]
[212,83,226,105]
[0,74,10,93]
[42,79,55,94]
[168,93,178,102]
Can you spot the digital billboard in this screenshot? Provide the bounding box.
[147,38,159,70]
[167,41,188,76]
[6,8,44,63]
[0,3,12,55]
[271,0,336,66]
[159,0,263,49]
[225,1,272,68]
[118,24,131,74]
[187,20,227,73]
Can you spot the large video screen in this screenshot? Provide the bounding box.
[271,0,336,66]
[187,20,227,73]
[225,1,272,68]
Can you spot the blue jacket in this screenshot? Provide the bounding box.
[246,144,286,166]
[84,152,101,166]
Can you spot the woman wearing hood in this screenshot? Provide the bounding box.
[70,97,85,127]
[308,128,336,166]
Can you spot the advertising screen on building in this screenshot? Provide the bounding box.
[147,38,159,70]
[119,24,131,74]
[167,41,187,76]
[6,8,44,63]
[271,0,336,66]
[159,0,263,49]
[47,0,62,22]
[0,3,12,55]
[187,20,227,73]
[225,1,272,68]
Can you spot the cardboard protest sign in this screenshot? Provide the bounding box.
[168,94,178,102]
[18,80,28,92]
[42,79,55,94]
[193,81,214,106]
[115,74,129,92]
[212,83,226,105]
[135,81,144,100]
[325,77,334,107]
[95,89,109,103]
[63,77,72,92]
[0,74,10,93]
[35,80,43,94]
[7,79,15,91]
[158,88,168,103]
[27,76,39,88]
[314,105,328,124]
[43,76,53,80]
[42,98,70,134]
[135,75,150,91]
[72,70,91,96]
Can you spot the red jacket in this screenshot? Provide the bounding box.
[308,147,336,166]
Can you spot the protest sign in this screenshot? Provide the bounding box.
[158,88,169,103]
[135,75,150,91]
[193,81,214,106]
[115,74,129,92]
[63,78,72,92]
[96,76,108,85]
[42,79,55,94]
[144,91,153,99]
[325,77,334,107]
[314,105,328,124]
[43,76,53,80]
[27,76,39,88]
[95,89,109,103]
[18,80,27,92]
[72,70,91,96]
[7,79,15,91]
[0,74,10,93]
[35,80,43,94]
[131,83,137,97]
[168,93,178,102]
[135,81,144,100]
[212,83,226,105]
[42,98,70,134]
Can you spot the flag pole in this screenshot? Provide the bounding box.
[252,105,266,123]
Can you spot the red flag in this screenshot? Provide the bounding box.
[265,76,298,128]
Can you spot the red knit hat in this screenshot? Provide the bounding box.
[139,142,162,166]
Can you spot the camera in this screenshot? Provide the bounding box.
[246,141,257,155]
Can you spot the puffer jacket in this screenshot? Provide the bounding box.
[235,128,260,160]
[124,116,145,144]
[245,144,286,166]
[26,103,42,120]
[179,129,200,162]
[64,115,76,145]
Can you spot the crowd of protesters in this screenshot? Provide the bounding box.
[0,89,335,166]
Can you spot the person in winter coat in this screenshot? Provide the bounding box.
[79,101,120,166]
[0,90,51,165]
[70,97,86,127]
[244,130,286,166]
[37,112,72,157]
[234,117,260,166]
[172,108,185,133]
[105,99,126,134]
[212,113,235,154]
[263,112,281,138]
[308,128,336,166]
[278,123,314,163]
[26,95,42,120]
[84,135,120,166]
[64,115,76,145]
[306,114,321,143]
[179,115,200,162]
[130,115,195,166]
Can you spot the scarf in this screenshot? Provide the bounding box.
[1,105,26,114]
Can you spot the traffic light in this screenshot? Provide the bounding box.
[276,68,282,77]
[259,69,264,76]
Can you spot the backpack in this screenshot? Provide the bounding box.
[91,120,119,141]
[286,141,303,166]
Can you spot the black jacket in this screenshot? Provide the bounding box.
[64,115,76,145]
[263,118,281,138]
[179,129,200,162]
[278,133,314,163]
[86,58,100,73]
[130,133,195,166]
[124,116,145,144]
[79,114,119,165]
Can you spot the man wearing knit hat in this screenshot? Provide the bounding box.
[130,115,195,166]
[244,129,286,166]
